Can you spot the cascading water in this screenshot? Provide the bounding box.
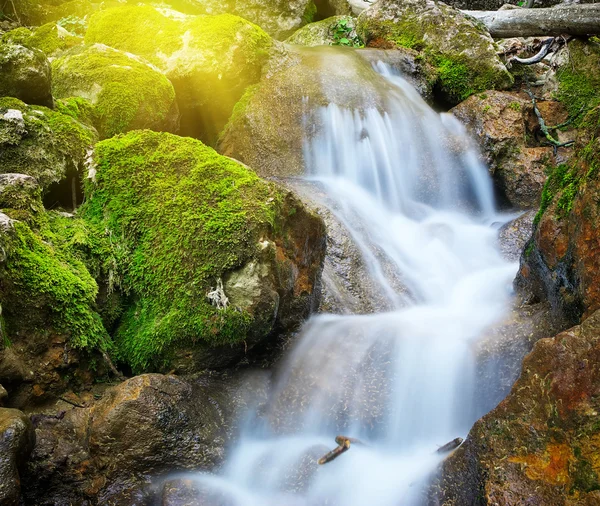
[190,51,518,505]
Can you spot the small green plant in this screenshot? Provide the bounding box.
[331,18,363,48]
[57,15,88,36]
[482,105,491,113]
[508,101,522,112]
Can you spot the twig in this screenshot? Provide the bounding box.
[59,396,85,408]
[318,435,366,465]
[513,37,555,65]
[101,349,126,381]
[525,88,575,154]
[547,105,585,130]
[8,0,20,24]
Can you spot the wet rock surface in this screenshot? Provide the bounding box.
[498,210,535,262]
[434,310,600,506]
[21,370,270,505]
[0,408,35,506]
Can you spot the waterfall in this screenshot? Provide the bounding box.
[189,54,518,505]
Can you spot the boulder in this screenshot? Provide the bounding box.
[0,408,35,506]
[0,97,97,204]
[82,131,325,373]
[516,105,600,324]
[0,174,45,220]
[498,210,535,263]
[356,0,513,105]
[0,41,52,107]
[435,310,600,506]
[218,44,435,177]
[23,22,83,57]
[451,91,574,209]
[52,44,180,139]
[22,371,270,505]
[85,5,273,143]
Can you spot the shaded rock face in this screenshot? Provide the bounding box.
[516,106,600,324]
[0,42,52,108]
[83,131,326,373]
[356,0,513,105]
[451,91,573,209]
[0,97,97,206]
[0,408,35,506]
[85,5,272,144]
[434,310,600,506]
[51,44,180,139]
[22,371,270,505]
[218,44,435,178]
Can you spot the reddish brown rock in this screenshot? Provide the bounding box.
[433,310,600,505]
[451,90,573,209]
[516,106,600,323]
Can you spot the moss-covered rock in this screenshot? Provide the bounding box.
[356,0,513,105]
[0,41,53,107]
[85,5,272,143]
[82,130,325,373]
[0,98,97,204]
[1,22,83,57]
[434,310,600,505]
[219,45,435,177]
[286,15,362,47]
[52,44,179,139]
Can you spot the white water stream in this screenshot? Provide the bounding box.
[191,56,518,505]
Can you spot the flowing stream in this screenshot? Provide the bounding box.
[192,51,518,505]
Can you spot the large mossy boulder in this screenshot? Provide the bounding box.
[286,15,362,47]
[516,105,600,324]
[0,408,35,506]
[52,44,180,139]
[451,91,572,209]
[218,45,435,177]
[0,98,97,204]
[435,310,600,505]
[0,42,53,107]
[82,130,325,373]
[85,5,272,143]
[356,0,513,105]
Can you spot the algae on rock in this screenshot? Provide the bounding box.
[82,130,325,373]
[85,5,272,143]
[52,44,180,139]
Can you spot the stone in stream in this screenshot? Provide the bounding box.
[0,408,35,506]
[436,437,463,454]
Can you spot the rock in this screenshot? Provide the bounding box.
[451,91,573,209]
[286,15,362,47]
[0,41,53,107]
[356,0,513,105]
[434,310,600,506]
[0,385,7,405]
[0,97,97,203]
[0,174,45,220]
[0,408,35,506]
[21,22,83,57]
[82,131,325,373]
[85,5,272,143]
[22,370,270,505]
[0,207,109,408]
[498,210,535,263]
[52,44,180,139]
[516,105,600,323]
[219,44,434,177]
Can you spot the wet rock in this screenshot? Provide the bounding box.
[0,41,52,108]
[0,408,35,506]
[219,44,434,177]
[52,44,180,139]
[85,5,272,143]
[356,0,513,105]
[22,370,270,505]
[286,15,361,47]
[434,309,600,506]
[498,210,535,262]
[451,91,573,209]
[516,105,600,323]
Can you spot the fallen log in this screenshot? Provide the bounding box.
[318,435,366,465]
[462,4,600,38]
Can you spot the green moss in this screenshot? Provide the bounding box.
[0,97,97,191]
[81,130,289,372]
[508,101,521,112]
[55,96,96,128]
[0,28,33,46]
[571,453,600,493]
[52,44,178,139]
[28,22,83,56]
[556,40,600,124]
[302,1,317,25]
[0,217,109,350]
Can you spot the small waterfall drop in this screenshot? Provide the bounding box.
[190,52,518,505]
